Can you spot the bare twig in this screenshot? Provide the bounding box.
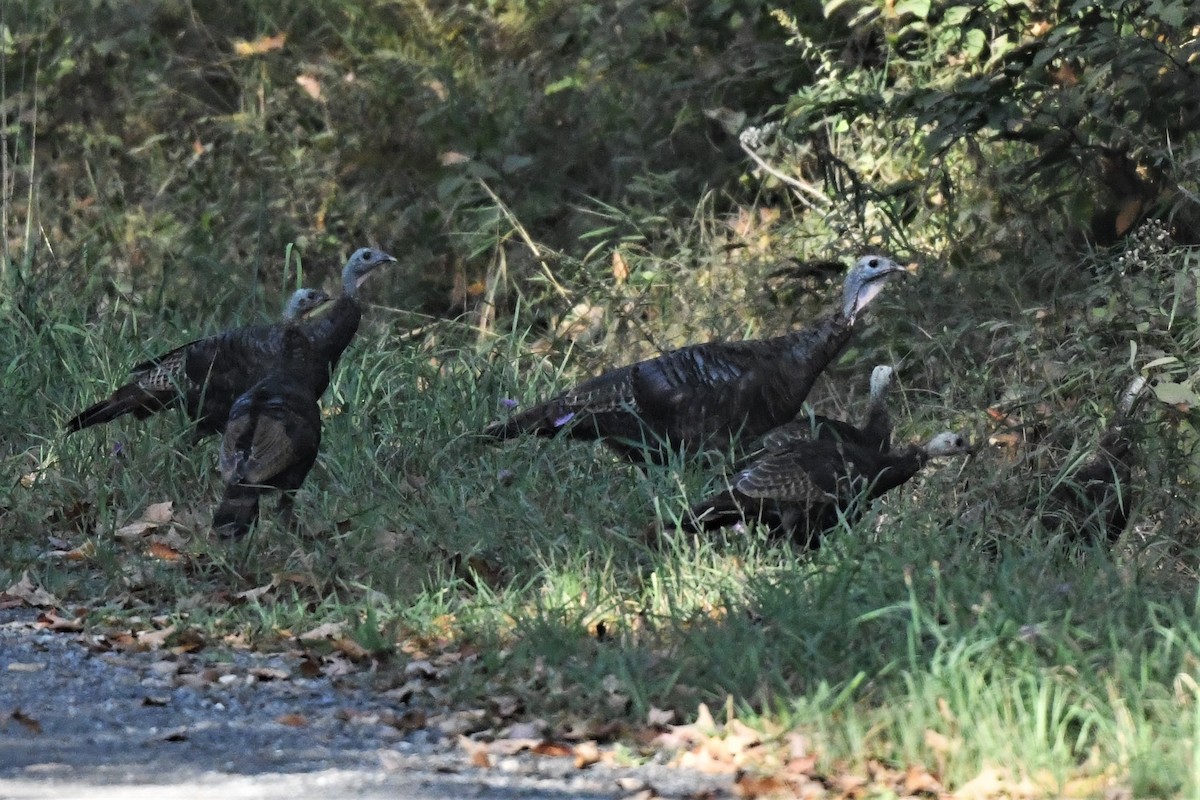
[739,139,831,211]
[476,178,571,300]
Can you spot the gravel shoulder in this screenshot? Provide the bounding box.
[0,609,732,800]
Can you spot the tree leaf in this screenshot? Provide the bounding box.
[895,0,931,20]
[1152,381,1198,406]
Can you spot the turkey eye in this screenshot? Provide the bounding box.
[868,258,879,268]
[362,252,373,261]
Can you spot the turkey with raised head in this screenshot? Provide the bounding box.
[1037,375,1147,545]
[213,372,323,539]
[682,430,972,547]
[64,287,331,439]
[760,364,896,454]
[297,246,396,387]
[485,255,908,464]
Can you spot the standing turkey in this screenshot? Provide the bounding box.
[682,430,972,547]
[760,364,896,454]
[64,287,331,438]
[1036,375,1147,544]
[484,255,908,463]
[213,369,323,539]
[65,247,392,441]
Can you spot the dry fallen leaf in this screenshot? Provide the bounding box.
[249,667,290,681]
[956,765,1041,800]
[42,612,83,632]
[297,621,347,641]
[612,250,629,285]
[487,737,540,756]
[332,636,372,662]
[2,572,60,608]
[573,740,602,769]
[458,735,492,768]
[277,713,308,727]
[531,741,574,758]
[146,541,183,562]
[115,521,158,539]
[988,431,1024,448]
[236,583,275,602]
[904,764,944,794]
[143,501,173,524]
[136,625,176,651]
[646,706,675,727]
[56,542,97,561]
[439,151,471,166]
[319,652,357,678]
[295,74,322,100]
[233,33,286,56]
[10,709,42,735]
[733,772,803,799]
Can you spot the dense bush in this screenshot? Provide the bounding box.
[1,0,814,319]
[761,0,1200,259]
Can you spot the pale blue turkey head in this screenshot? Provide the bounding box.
[342,247,398,295]
[840,255,907,323]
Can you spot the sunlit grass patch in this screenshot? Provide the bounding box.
[2,262,1199,795]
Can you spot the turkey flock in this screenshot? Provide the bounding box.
[65,250,1149,550]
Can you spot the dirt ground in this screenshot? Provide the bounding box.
[0,609,732,800]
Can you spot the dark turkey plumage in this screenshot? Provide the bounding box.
[485,255,907,463]
[64,287,331,439]
[296,246,396,385]
[213,369,323,539]
[1036,375,1147,544]
[760,364,896,454]
[682,431,972,547]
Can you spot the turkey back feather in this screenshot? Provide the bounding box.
[484,256,906,463]
[65,287,332,438]
[682,431,970,545]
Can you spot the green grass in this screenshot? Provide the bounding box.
[4,258,1200,794]
[4,1,1200,795]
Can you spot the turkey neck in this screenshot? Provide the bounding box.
[758,313,854,436]
[866,445,928,498]
[306,273,363,369]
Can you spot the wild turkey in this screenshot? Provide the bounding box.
[1037,375,1147,544]
[484,255,908,463]
[682,430,972,547]
[213,370,323,538]
[65,287,331,438]
[760,364,896,454]
[296,246,396,382]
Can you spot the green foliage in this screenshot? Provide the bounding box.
[0,0,807,318]
[5,1,1200,793]
[769,0,1200,253]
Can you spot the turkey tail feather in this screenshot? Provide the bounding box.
[64,385,174,433]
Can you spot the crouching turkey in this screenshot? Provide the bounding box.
[1035,375,1148,545]
[682,430,972,548]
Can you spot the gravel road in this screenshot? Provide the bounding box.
[0,609,732,800]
